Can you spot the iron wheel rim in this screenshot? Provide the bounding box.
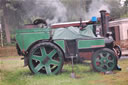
[92,49,117,72]
[29,43,63,74]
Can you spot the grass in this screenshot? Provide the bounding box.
[0,56,128,85]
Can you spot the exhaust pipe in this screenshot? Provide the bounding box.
[100,10,110,36]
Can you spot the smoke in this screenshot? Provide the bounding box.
[65,0,86,21]
[86,0,110,19]
[27,0,67,25]
[22,0,110,24]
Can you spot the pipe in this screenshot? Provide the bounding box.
[100,10,110,37]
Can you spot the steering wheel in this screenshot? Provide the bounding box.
[33,19,47,28]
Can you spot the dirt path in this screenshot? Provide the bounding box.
[0,46,18,57]
[0,56,22,61]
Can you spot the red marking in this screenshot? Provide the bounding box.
[51,21,89,28]
[22,49,25,53]
[51,23,81,28]
[91,45,105,48]
[24,24,37,29]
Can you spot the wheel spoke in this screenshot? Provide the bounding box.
[40,47,47,57]
[105,53,110,58]
[48,49,57,58]
[32,55,42,61]
[101,64,108,70]
[99,53,104,58]
[50,60,60,65]
[106,60,115,70]
[35,63,44,72]
[96,58,101,62]
[108,59,114,63]
[45,65,52,74]
[105,64,109,69]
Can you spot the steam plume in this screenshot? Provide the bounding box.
[27,0,67,25]
[86,0,110,19]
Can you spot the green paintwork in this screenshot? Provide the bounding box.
[16,27,105,52]
[16,28,50,51]
[29,44,63,74]
[53,38,105,52]
[78,38,105,49]
[54,40,65,52]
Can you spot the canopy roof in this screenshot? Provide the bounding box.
[53,25,96,40]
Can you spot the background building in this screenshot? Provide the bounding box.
[109,18,128,41]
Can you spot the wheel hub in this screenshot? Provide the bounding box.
[42,56,50,64]
[103,60,106,63]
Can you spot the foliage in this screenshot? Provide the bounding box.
[120,0,128,18]
[106,0,122,19]
[121,13,128,18]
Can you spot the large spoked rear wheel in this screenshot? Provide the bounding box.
[28,42,64,75]
[91,48,117,72]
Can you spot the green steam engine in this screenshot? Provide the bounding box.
[16,10,122,74]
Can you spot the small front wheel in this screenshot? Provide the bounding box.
[91,48,117,72]
[28,42,64,75]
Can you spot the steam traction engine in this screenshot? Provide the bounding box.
[16,10,121,75]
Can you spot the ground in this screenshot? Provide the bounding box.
[0,56,128,85]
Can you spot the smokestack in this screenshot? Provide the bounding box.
[100,10,109,36]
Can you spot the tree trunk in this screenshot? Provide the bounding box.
[3,16,11,43]
[1,0,11,43]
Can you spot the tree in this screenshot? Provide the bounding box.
[0,0,36,43]
[106,0,122,19]
[0,0,11,43]
[121,0,128,18]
